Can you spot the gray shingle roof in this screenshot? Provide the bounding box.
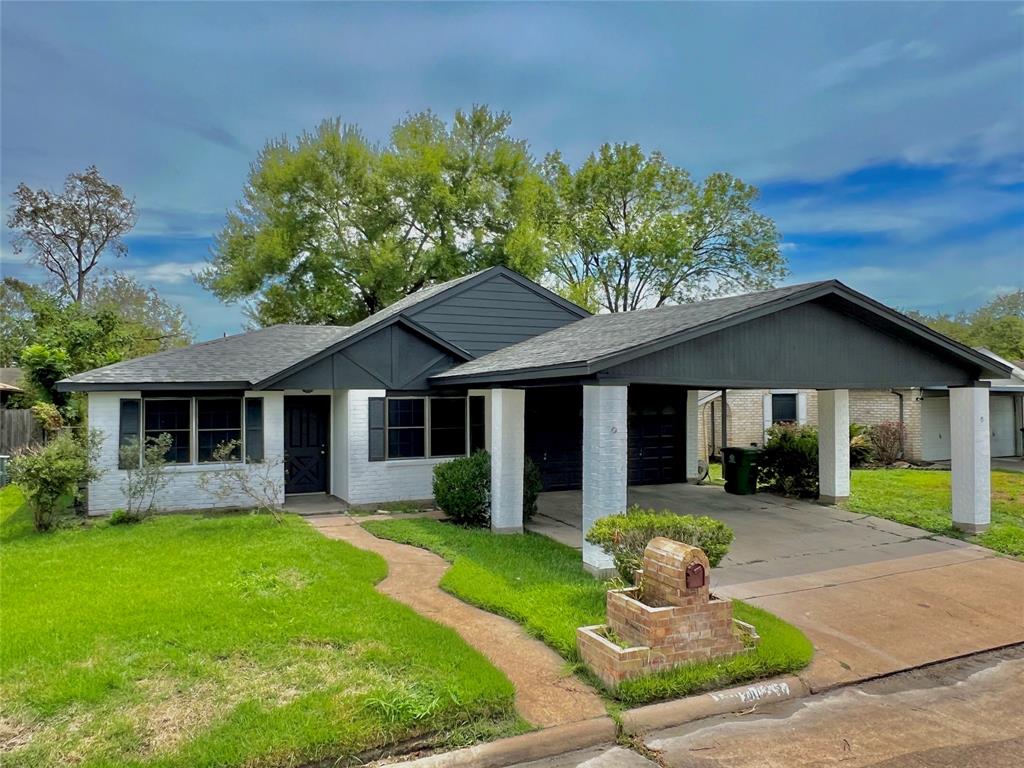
[434,282,831,380]
[60,269,490,389]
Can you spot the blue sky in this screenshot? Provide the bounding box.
[2,1,1022,339]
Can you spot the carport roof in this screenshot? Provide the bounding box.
[431,280,1010,385]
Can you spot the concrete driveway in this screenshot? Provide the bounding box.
[532,484,1024,691]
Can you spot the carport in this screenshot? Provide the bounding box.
[431,280,1011,575]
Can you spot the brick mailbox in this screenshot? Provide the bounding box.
[577,537,758,687]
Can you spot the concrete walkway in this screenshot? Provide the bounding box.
[307,513,606,728]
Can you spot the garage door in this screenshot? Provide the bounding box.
[628,385,685,485]
[991,395,1017,457]
[921,397,951,462]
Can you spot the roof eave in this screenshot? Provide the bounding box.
[56,380,253,393]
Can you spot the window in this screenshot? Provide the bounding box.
[387,398,426,458]
[430,398,466,457]
[197,398,242,462]
[772,393,798,424]
[144,399,191,464]
[380,396,477,460]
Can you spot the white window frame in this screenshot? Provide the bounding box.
[384,395,472,461]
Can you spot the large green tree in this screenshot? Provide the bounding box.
[199,107,549,325]
[541,144,786,312]
[909,290,1024,362]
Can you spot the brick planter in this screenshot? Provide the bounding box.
[578,537,758,687]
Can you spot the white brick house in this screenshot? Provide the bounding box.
[60,270,1012,571]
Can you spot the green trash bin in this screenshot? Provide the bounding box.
[722,446,761,495]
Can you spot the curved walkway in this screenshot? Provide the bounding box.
[307,513,606,728]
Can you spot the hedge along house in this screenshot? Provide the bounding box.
[59,268,1009,574]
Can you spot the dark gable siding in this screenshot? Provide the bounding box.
[601,299,979,389]
[410,274,583,357]
[273,323,460,391]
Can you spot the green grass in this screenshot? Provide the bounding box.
[0,486,519,768]
[846,468,1024,557]
[362,518,813,706]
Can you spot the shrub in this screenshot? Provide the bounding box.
[8,430,102,531]
[30,402,64,435]
[197,439,285,521]
[585,505,734,582]
[849,423,874,467]
[433,450,491,526]
[432,452,545,527]
[758,422,819,497]
[523,456,542,521]
[120,432,173,521]
[869,421,905,465]
[109,508,139,526]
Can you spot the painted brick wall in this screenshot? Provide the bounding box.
[344,389,452,505]
[582,385,628,572]
[86,390,285,515]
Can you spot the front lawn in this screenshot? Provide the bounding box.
[362,518,813,706]
[0,486,518,768]
[847,468,1024,557]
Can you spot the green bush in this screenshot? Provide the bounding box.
[523,456,542,521]
[758,422,819,498]
[8,430,102,531]
[849,422,874,467]
[433,450,491,526]
[585,504,734,582]
[432,452,546,527]
[109,508,139,526]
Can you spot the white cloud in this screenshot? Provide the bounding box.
[124,260,208,285]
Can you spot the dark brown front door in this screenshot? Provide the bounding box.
[284,396,329,494]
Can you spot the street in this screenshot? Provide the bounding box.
[514,645,1024,768]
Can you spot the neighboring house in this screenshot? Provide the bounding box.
[59,267,1010,571]
[696,348,1024,462]
[0,368,25,407]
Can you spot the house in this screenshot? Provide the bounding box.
[59,267,1011,573]
[695,348,1024,463]
[0,368,25,407]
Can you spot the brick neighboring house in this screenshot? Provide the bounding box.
[697,349,1024,464]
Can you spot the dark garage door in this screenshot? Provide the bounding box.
[525,385,686,491]
[628,385,685,486]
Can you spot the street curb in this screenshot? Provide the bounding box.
[386,716,616,767]
[620,674,809,735]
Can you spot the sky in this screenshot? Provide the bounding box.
[2,1,1022,340]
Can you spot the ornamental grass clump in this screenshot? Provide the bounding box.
[585,505,734,583]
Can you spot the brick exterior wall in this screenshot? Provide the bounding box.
[582,385,629,573]
[695,387,923,462]
[578,538,753,687]
[86,390,285,515]
[343,389,453,506]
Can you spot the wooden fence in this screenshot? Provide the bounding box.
[0,409,43,455]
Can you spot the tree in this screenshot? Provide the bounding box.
[7,167,137,303]
[199,106,549,325]
[84,272,192,352]
[1,276,191,413]
[908,290,1024,362]
[541,143,786,312]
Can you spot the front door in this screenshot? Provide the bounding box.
[284,396,330,494]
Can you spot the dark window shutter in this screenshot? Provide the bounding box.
[245,398,264,462]
[118,399,142,469]
[368,397,385,461]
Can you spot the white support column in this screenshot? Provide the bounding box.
[582,384,628,576]
[685,389,700,482]
[950,384,991,533]
[818,389,850,504]
[489,388,525,533]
